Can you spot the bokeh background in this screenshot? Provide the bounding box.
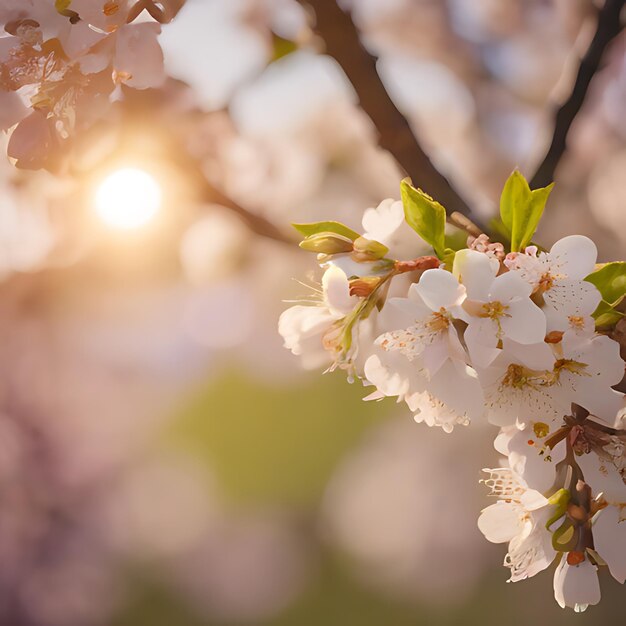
[0,0,625,624]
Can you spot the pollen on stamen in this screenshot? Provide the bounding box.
[481,301,510,320]
[103,1,120,16]
[568,315,585,329]
[426,308,451,333]
[533,422,550,438]
[538,272,555,292]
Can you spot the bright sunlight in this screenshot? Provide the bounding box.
[94,168,162,230]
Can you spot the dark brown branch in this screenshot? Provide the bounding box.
[530,0,625,188]
[298,0,475,218]
[163,122,296,245]
[199,184,297,245]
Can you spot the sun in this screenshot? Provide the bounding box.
[95,167,162,230]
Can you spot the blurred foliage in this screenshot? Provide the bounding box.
[163,369,388,507]
[114,551,625,626]
[112,369,626,626]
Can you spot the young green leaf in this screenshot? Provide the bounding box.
[585,262,626,306]
[500,170,529,239]
[592,301,624,329]
[400,179,446,259]
[525,183,554,244]
[500,170,553,252]
[292,221,361,241]
[487,217,511,245]
[444,229,468,253]
[441,248,457,272]
[585,262,626,329]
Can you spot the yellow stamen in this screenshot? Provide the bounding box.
[426,308,451,333]
[533,422,550,438]
[568,315,585,329]
[480,301,510,320]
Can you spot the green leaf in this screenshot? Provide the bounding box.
[585,262,626,306]
[591,300,624,329]
[444,230,468,253]
[585,262,626,329]
[500,170,553,252]
[499,171,528,240]
[526,184,554,242]
[400,179,446,259]
[487,217,511,246]
[441,248,456,272]
[292,221,361,241]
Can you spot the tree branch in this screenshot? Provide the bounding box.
[298,0,476,219]
[199,183,297,245]
[530,0,625,188]
[165,123,296,245]
[120,88,297,246]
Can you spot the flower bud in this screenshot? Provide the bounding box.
[299,232,355,255]
[351,237,389,262]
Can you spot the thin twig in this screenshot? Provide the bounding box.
[530,0,625,188]
[298,0,476,219]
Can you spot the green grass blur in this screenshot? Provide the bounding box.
[113,370,624,626]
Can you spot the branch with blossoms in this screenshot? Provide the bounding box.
[0,0,185,170]
[279,170,626,611]
[0,0,298,245]
[1,1,625,614]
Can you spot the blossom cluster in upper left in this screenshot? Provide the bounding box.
[0,0,185,169]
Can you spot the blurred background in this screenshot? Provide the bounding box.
[0,0,625,624]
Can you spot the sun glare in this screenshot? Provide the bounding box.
[95,168,162,230]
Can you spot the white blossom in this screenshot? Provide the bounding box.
[478,467,556,581]
[454,249,546,367]
[367,268,484,430]
[361,198,422,261]
[553,556,601,612]
[279,265,359,370]
[504,235,600,334]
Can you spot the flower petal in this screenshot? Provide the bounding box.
[478,503,522,543]
[500,299,546,345]
[453,249,496,301]
[490,271,533,302]
[593,506,626,584]
[553,557,601,611]
[549,235,597,280]
[323,266,355,316]
[415,268,466,311]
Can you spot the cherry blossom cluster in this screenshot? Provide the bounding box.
[279,171,626,611]
[0,0,185,169]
